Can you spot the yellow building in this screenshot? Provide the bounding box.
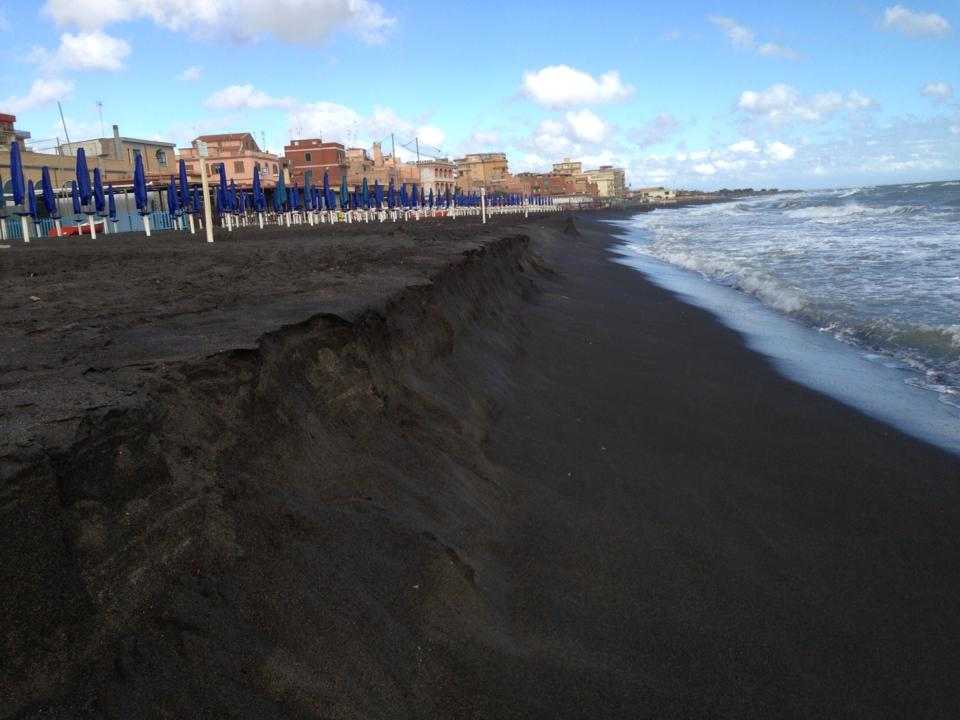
[454,152,508,191]
[583,165,626,198]
[552,158,583,176]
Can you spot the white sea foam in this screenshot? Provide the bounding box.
[625,181,960,401]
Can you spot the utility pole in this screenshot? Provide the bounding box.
[415,136,422,187]
[195,140,214,243]
[57,101,71,148]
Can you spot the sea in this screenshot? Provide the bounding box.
[611,180,960,454]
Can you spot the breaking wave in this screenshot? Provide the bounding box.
[624,180,960,403]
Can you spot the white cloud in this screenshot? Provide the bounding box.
[565,109,609,143]
[881,5,951,37]
[205,84,295,110]
[0,9,9,31]
[632,114,680,148]
[286,101,444,152]
[31,31,130,71]
[766,141,796,161]
[921,81,953,100]
[738,83,874,123]
[417,125,445,148]
[3,77,73,113]
[469,130,500,147]
[951,125,960,135]
[41,0,395,45]
[178,65,202,81]
[521,65,633,108]
[693,163,717,175]
[709,15,799,59]
[728,139,760,154]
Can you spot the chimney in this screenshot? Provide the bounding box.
[112,124,122,160]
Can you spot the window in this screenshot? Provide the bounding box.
[304,152,312,162]
[273,164,278,175]
[156,148,167,166]
[234,160,245,174]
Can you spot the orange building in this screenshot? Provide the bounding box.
[180,133,282,188]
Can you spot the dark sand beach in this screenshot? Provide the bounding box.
[3,214,960,719]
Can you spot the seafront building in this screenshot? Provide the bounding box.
[0,115,179,188]
[454,152,509,191]
[284,139,347,186]
[180,133,283,188]
[583,166,626,198]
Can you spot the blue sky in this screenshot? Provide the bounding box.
[1,0,958,189]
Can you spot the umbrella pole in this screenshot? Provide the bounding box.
[88,215,97,239]
[54,219,62,237]
[143,214,152,237]
[188,214,196,234]
[258,212,264,229]
[21,215,31,243]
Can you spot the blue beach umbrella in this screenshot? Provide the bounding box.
[303,172,313,211]
[75,148,92,210]
[228,179,239,214]
[27,180,37,219]
[445,187,451,207]
[192,188,201,215]
[352,187,359,210]
[9,142,26,210]
[70,181,82,219]
[400,183,408,208]
[167,178,179,217]
[275,170,288,210]
[374,180,383,209]
[41,166,59,218]
[411,184,419,208]
[322,171,330,209]
[429,188,434,208]
[361,178,369,209]
[178,159,191,212]
[93,168,106,216]
[339,175,348,210]
[252,164,265,212]
[217,164,229,210]
[387,180,396,209]
[133,151,148,214]
[107,185,117,222]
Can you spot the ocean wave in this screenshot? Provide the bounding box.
[783,203,920,221]
[644,246,808,313]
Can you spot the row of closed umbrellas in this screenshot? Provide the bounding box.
[1,143,556,243]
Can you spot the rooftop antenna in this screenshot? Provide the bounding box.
[96,100,104,137]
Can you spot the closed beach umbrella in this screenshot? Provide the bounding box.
[229,179,239,214]
[362,178,369,209]
[178,159,191,211]
[339,175,348,210]
[10,142,26,212]
[192,188,201,215]
[70,181,82,218]
[75,148,92,209]
[107,185,117,222]
[322,171,330,210]
[275,170,288,212]
[167,178,179,218]
[10,142,30,242]
[429,188,434,208]
[133,151,152,236]
[252,164,265,211]
[400,183,408,208]
[374,180,382,209]
[41,167,58,218]
[133,152,148,212]
[27,180,37,219]
[352,187,359,210]
[411,184,419,208]
[93,168,106,216]
[388,180,396,209]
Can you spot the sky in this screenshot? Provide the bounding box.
[1,0,958,190]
